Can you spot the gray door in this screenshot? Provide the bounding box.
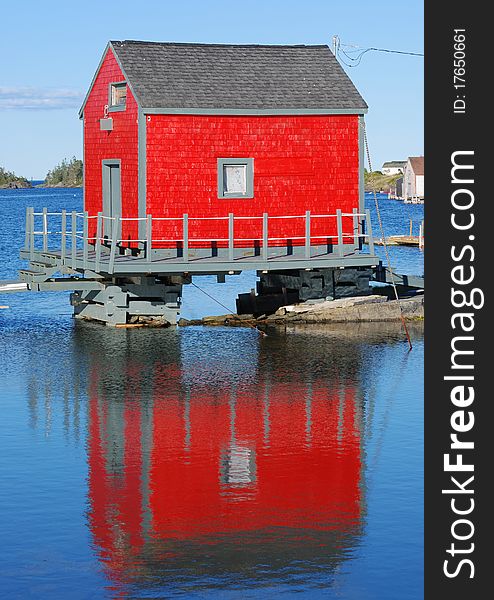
[102,161,121,241]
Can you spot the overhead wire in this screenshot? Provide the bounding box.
[361,121,413,351]
[334,36,423,68]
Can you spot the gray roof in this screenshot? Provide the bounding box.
[382,161,406,168]
[107,40,367,113]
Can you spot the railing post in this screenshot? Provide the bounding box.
[305,210,311,259]
[42,207,48,252]
[146,214,153,260]
[336,209,343,255]
[29,208,35,260]
[262,213,268,261]
[83,211,89,270]
[109,216,118,275]
[24,207,31,251]
[71,211,77,270]
[365,209,374,255]
[352,208,359,249]
[183,214,189,262]
[228,213,234,262]
[61,209,66,262]
[95,212,102,272]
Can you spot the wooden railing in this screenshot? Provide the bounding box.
[24,207,375,274]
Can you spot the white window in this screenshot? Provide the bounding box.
[223,164,247,194]
[217,158,254,199]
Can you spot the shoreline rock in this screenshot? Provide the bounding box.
[0,181,32,189]
[36,183,83,188]
[178,294,424,328]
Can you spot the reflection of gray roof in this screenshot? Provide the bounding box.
[109,40,368,112]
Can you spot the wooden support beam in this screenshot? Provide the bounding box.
[353,208,359,249]
[183,214,189,262]
[24,207,31,252]
[83,211,89,270]
[262,213,268,261]
[228,213,234,262]
[30,208,35,261]
[305,210,311,259]
[27,208,34,260]
[109,216,118,275]
[95,212,102,272]
[146,214,153,260]
[42,207,48,252]
[365,209,374,255]
[61,209,66,262]
[71,211,77,270]
[336,209,343,255]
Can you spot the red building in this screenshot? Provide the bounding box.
[79,40,368,249]
[21,41,376,325]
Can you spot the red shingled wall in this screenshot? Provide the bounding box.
[83,48,139,243]
[146,114,360,247]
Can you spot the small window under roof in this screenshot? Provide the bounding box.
[109,82,127,111]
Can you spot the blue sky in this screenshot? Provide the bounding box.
[0,0,423,179]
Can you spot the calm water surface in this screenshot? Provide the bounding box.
[1,188,423,599]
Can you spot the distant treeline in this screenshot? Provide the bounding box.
[44,157,83,187]
[364,170,401,193]
[0,166,30,188]
[3,162,400,192]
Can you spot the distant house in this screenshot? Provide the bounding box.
[403,156,424,200]
[389,176,403,200]
[381,161,406,175]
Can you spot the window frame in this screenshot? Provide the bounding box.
[217,158,254,199]
[108,81,127,112]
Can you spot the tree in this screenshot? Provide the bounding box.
[45,157,83,187]
[0,166,29,187]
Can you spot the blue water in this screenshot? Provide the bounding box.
[366,192,424,276]
[0,187,423,599]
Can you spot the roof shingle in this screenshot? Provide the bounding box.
[409,156,424,176]
[109,40,367,112]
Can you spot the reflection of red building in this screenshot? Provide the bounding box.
[85,329,364,588]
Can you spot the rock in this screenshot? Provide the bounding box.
[296,295,422,323]
[178,318,203,326]
[0,181,32,189]
[176,295,424,329]
[202,314,230,325]
[132,315,172,327]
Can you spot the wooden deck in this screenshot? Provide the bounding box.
[373,235,423,247]
[20,245,379,277]
[20,207,379,279]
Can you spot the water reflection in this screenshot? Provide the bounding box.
[24,321,422,596]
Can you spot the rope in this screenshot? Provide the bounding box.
[362,121,413,351]
[190,281,267,337]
